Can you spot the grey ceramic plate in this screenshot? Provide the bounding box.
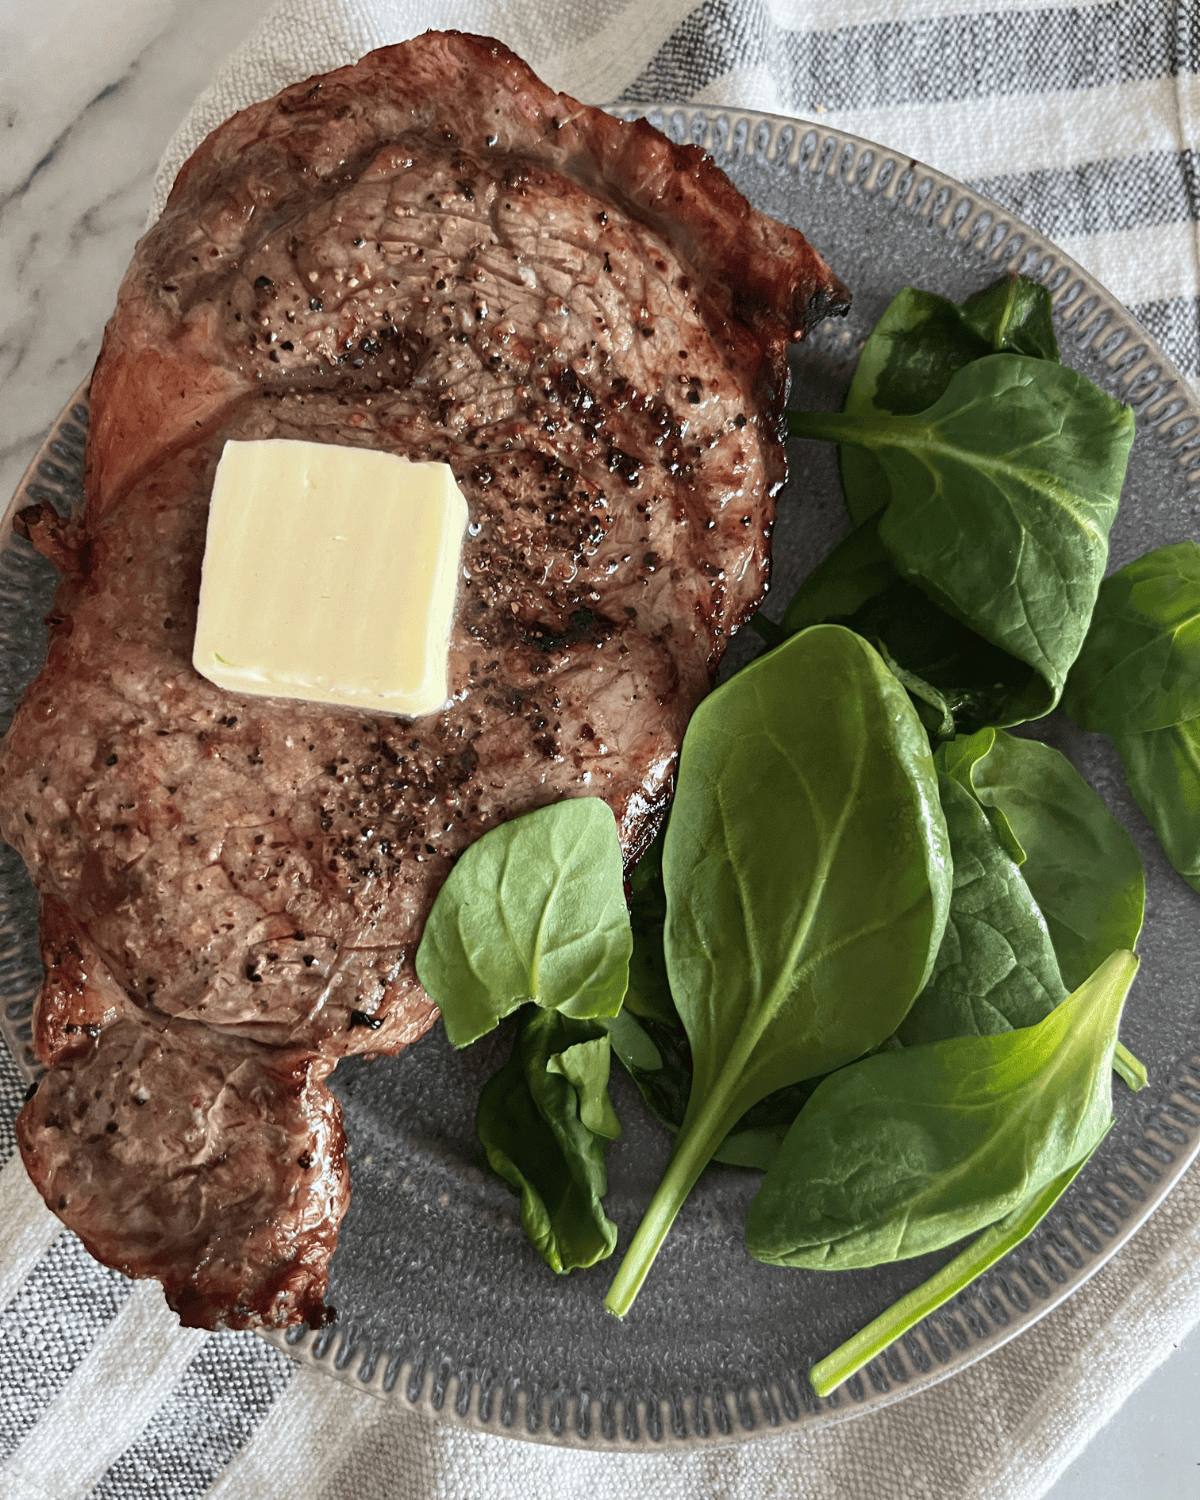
[3,107,1200,1450]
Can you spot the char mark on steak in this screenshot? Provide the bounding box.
[1,31,848,1329]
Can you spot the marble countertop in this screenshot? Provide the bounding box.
[0,0,271,510]
[1,3,1197,1495]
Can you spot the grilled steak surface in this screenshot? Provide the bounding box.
[5,33,848,1328]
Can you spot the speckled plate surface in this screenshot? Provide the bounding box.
[2,108,1199,1449]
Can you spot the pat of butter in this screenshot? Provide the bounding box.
[193,439,467,716]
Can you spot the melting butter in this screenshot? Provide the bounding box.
[193,439,467,716]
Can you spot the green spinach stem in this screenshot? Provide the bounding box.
[604,1039,757,1317]
[788,408,911,449]
[1113,1041,1147,1091]
[603,1100,731,1317]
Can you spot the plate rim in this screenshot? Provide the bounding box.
[4,101,1200,1450]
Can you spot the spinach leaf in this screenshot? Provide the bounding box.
[746,950,1137,1271]
[547,1036,623,1138]
[1058,541,1200,894]
[792,356,1134,722]
[609,835,805,1169]
[1062,540,1200,734]
[476,1007,620,1274]
[614,817,833,1170]
[604,1004,819,1172]
[711,1081,822,1170]
[779,512,906,636]
[937,729,1024,862]
[604,625,951,1316]
[1114,718,1200,893]
[779,516,1036,735]
[897,772,1067,1045]
[872,649,957,741]
[839,275,1059,526]
[603,830,697,1127]
[415,798,631,1047]
[937,729,1145,988]
[809,1155,1088,1397]
[609,834,818,1172]
[603,1007,690,1132]
[958,274,1060,360]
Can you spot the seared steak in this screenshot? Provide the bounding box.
[5,32,848,1328]
[22,902,347,1328]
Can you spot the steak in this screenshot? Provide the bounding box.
[5,32,848,1328]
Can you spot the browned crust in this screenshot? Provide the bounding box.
[86,31,847,514]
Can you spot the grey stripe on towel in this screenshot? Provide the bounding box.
[87,1336,295,1500]
[970,150,1200,241]
[0,1236,134,1462]
[618,0,1187,109]
[0,1046,29,1172]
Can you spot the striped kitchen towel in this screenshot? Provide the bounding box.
[4,1,1200,1498]
[5,1080,1200,1500]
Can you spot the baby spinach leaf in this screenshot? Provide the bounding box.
[809,1154,1089,1398]
[936,729,1024,863]
[792,356,1134,722]
[936,729,1146,1091]
[602,992,690,1131]
[604,625,951,1316]
[897,773,1067,1046]
[779,516,1036,735]
[710,1080,822,1170]
[746,950,1138,1271]
[1056,541,1200,894]
[547,1036,623,1139]
[608,845,819,1174]
[848,287,991,423]
[609,838,809,1170]
[603,833,699,1128]
[614,807,835,1170]
[873,647,957,741]
[1062,540,1200,734]
[1114,718,1200,894]
[937,729,1145,988]
[839,274,1059,525]
[779,513,904,636]
[415,798,631,1047]
[476,1007,621,1274]
[604,1006,669,1077]
[958,274,1060,361]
